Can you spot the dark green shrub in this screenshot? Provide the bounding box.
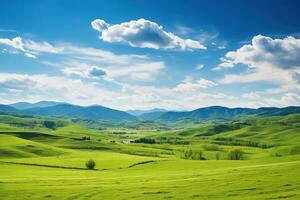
[43,120,56,129]
[227,149,243,160]
[86,159,96,170]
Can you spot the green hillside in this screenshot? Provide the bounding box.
[0,113,299,199]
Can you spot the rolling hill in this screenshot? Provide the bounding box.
[0,104,18,112]
[0,109,300,200]
[158,106,300,122]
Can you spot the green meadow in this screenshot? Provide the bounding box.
[1,114,300,199]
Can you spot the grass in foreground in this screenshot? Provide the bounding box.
[0,114,300,199]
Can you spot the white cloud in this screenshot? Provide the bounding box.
[0,36,165,82]
[61,45,149,65]
[0,36,62,58]
[173,77,217,93]
[195,64,204,70]
[0,72,229,110]
[24,52,37,59]
[264,93,300,107]
[120,81,233,110]
[91,18,206,50]
[0,37,25,51]
[24,39,62,54]
[91,19,109,32]
[60,59,165,82]
[242,91,260,100]
[1,71,297,110]
[62,63,106,79]
[107,61,165,81]
[217,45,226,49]
[218,34,300,70]
[218,35,300,94]
[0,73,119,105]
[61,61,165,82]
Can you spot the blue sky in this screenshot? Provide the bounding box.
[0,0,300,110]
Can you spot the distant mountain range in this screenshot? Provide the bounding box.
[9,101,65,110]
[126,108,168,116]
[0,104,18,112]
[1,101,136,122]
[157,106,300,122]
[25,104,136,122]
[0,101,299,123]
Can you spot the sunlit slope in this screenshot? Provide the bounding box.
[172,114,300,145]
[1,156,299,200]
[0,113,299,199]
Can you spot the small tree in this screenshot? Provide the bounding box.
[227,149,243,160]
[86,159,96,170]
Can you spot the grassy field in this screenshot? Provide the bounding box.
[0,114,300,199]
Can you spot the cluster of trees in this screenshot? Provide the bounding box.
[214,137,273,149]
[133,137,156,144]
[179,148,244,160]
[227,149,244,160]
[181,149,205,160]
[156,136,190,145]
[112,131,127,135]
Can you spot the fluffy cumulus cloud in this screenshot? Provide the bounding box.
[217,35,300,70]
[91,18,206,50]
[217,35,300,95]
[62,64,106,79]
